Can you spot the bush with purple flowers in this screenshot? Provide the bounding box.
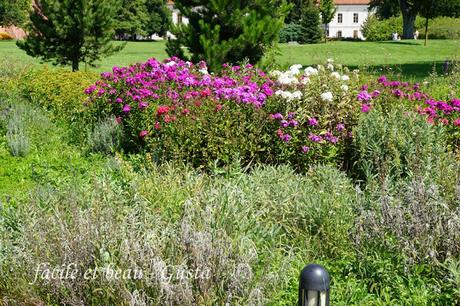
[357,75,460,151]
[85,58,364,169]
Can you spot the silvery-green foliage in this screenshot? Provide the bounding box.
[87,116,122,154]
[6,105,30,157]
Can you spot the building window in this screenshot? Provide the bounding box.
[353,30,359,38]
[353,13,359,23]
[177,12,183,24]
[337,31,342,38]
[337,13,343,24]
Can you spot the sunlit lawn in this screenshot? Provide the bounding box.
[1,39,459,79]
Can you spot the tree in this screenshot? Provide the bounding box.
[17,0,123,71]
[298,2,322,44]
[144,0,171,37]
[369,0,400,19]
[371,0,460,39]
[115,0,149,39]
[285,0,304,23]
[0,0,30,26]
[166,0,290,71]
[319,0,336,42]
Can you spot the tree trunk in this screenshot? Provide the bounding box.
[424,17,429,46]
[72,58,79,71]
[401,12,416,39]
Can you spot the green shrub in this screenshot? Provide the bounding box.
[361,15,423,41]
[21,68,98,120]
[352,107,454,185]
[279,23,303,43]
[362,15,460,41]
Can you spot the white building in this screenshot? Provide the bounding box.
[327,0,370,40]
[167,0,189,26]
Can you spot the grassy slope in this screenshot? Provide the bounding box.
[1,39,459,79]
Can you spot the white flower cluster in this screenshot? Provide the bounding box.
[275,90,303,101]
[270,60,357,103]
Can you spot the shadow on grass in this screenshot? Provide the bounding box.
[375,40,422,46]
[347,61,449,81]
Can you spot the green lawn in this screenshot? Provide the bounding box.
[1,39,459,79]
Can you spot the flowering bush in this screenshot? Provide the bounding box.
[357,75,460,151]
[85,58,362,169]
[85,57,278,167]
[266,60,360,167]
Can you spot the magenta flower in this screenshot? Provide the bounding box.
[309,133,323,143]
[115,116,122,124]
[361,103,371,113]
[454,118,460,126]
[139,101,149,109]
[301,146,310,153]
[271,113,284,120]
[139,130,149,138]
[378,75,387,83]
[280,120,289,127]
[336,123,345,131]
[281,134,292,142]
[122,104,131,113]
[115,98,123,103]
[308,118,318,126]
[357,91,372,101]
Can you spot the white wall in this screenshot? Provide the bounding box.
[327,4,369,40]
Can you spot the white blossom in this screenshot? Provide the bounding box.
[341,75,350,81]
[165,61,177,67]
[331,72,341,79]
[291,91,303,99]
[321,91,333,102]
[199,68,209,74]
[327,63,334,71]
[304,66,318,77]
[327,58,334,63]
[341,84,349,92]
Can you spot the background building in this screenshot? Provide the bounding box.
[327,0,370,39]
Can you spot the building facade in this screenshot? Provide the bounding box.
[327,0,370,40]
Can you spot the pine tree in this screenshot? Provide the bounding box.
[17,0,123,71]
[166,0,290,71]
[298,3,322,44]
[144,0,171,37]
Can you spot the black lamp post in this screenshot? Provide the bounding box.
[298,264,330,306]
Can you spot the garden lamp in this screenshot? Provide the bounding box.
[298,264,330,306]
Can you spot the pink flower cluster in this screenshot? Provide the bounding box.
[358,76,460,127]
[84,57,275,137]
[270,112,347,154]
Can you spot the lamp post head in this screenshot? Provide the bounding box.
[299,264,330,291]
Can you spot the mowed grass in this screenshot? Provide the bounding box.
[1,39,459,79]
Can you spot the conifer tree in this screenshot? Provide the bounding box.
[298,2,322,44]
[17,0,123,71]
[166,0,290,71]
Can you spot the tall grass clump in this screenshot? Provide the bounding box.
[353,107,452,185]
[6,104,30,157]
[86,116,123,154]
[0,162,358,305]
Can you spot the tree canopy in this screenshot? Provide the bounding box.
[17,0,124,71]
[0,0,30,26]
[166,0,290,71]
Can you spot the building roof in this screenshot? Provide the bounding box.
[334,0,370,4]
